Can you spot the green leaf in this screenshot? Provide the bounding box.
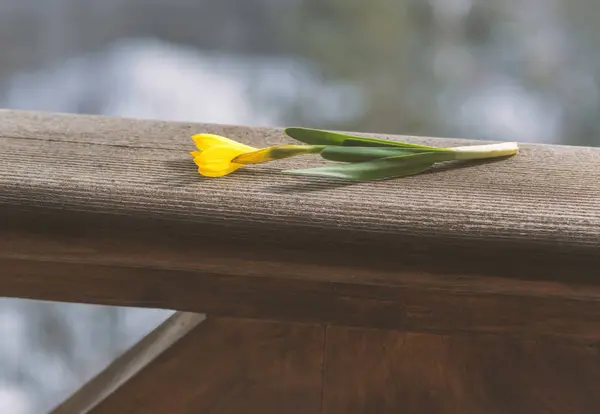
[320,146,440,163]
[284,153,447,181]
[285,127,448,151]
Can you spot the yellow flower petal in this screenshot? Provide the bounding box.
[191,134,256,152]
[197,163,243,177]
[193,145,247,177]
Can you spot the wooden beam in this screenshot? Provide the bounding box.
[5,254,600,339]
[51,312,205,414]
[51,314,324,414]
[2,110,600,338]
[322,327,600,414]
[50,313,600,414]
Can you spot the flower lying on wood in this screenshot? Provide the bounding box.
[190,128,518,181]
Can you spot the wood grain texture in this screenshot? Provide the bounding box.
[2,110,600,336]
[6,254,600,339]
[323,327,600,414]
[51,316,324,414]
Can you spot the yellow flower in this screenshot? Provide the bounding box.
[190,133,324,177]
[190,134,252,177]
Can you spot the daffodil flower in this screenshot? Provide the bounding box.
[190,129,518,181]
[190,133,324,177]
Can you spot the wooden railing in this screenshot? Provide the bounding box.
[2,109,600,413]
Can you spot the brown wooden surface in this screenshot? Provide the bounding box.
[1,110,596,413]
[52,314,324,414]
[323,327,600,414]
[2,110,600,337]
[5,254,600,340]
[51,314,600,414]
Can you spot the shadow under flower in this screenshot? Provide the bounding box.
[423,156,512,175]
[156,155,512,192]
[266,156,512,192]
[151,158,202,188]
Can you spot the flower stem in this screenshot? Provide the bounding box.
[233,145,326,164]
[450,142,519,160]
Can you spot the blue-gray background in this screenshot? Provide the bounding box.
[1,1,599,412]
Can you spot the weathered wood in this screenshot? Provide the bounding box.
[51,314,324,414]
[2,110,600,337]
[323,327,600,414]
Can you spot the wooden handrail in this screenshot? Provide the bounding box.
[2,109,600,338]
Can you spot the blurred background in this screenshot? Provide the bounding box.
[1,0,600,412]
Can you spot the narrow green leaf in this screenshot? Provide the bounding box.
[285,127,448,151]
[320,146,440,163]
[284,153,445,181]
